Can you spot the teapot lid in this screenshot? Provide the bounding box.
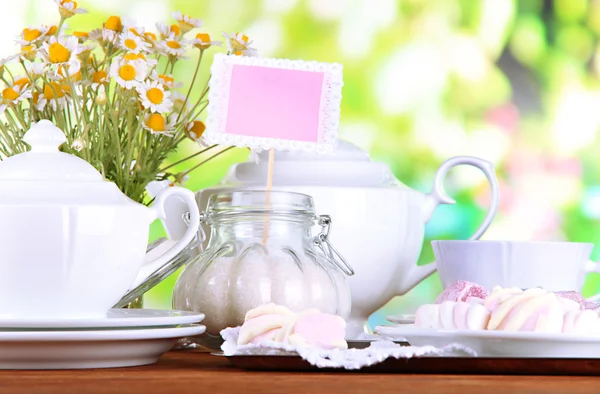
[224,140,401,187]
[0,120,103,182]
[0,120,136,205]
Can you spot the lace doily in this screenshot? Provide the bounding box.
[205,53,343,154]
[221,327,476,370]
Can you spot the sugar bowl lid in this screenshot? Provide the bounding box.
[0,120,134,204]
[224,140,401,187]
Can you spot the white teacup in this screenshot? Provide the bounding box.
[432,240,600,292]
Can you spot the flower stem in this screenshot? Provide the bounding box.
[177,49,203,122]
[182,146,234,177]
[160,144,217,172]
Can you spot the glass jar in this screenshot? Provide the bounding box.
[172,190,353,345]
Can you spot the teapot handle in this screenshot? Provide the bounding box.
[128,187,201,292]
[398,156,499,294]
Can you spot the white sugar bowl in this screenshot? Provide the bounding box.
[0,120,200,319]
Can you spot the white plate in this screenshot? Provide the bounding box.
[0,324,206,369]
[0,309,204,329]
[386,314,415,324]
[375,325,600,358]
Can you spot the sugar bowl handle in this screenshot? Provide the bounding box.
[129,187,201,290]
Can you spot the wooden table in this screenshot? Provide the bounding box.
[0,350,598,394]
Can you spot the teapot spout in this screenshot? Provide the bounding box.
[397,263,437,295]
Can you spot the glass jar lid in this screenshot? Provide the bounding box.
[205,190,316,222]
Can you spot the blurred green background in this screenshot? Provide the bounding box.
[9,0,600,328]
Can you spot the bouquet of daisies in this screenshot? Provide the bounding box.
[0,0,257,203]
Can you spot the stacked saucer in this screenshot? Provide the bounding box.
[0,309,205,369]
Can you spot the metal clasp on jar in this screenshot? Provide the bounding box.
[313,215,355,276]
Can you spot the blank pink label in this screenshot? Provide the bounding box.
[224,65,325,142]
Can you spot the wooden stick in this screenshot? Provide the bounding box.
[262,148,275,244]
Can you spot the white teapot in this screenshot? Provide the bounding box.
[166,141,499,337]
[0,120,200,319]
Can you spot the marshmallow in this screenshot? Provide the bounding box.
[236,303,347,349]
[414,301,490,330]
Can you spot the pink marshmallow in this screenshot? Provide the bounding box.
[436,281,489,304]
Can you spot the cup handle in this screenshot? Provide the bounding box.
[129,187,201,290]
[398,156,500,294]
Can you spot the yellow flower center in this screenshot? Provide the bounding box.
[2,88,19,101]
[234,50,243,56]
[48,42,71,63]
[22,28,42,42]
[124,53,140,61]
[146,87,164,104]
[43,83,69,99]
[195,33,210,42]
[188,120,206,137]
[146,113,165,131]
[14,78,30,88]
[118,64,136,81]
[144,32,157,41]
[21,45,35,54]
[124,38,138,50]
[60,0,77,8]
[170,24,181,36]
[236,32,249,43]
[92,70,107,83]
[166,40,181,49]
[46,26,58,36]
[159,74,174,86]
[104,16,123,32]
[73,31,88,39]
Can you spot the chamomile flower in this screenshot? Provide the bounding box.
[234,47,258,57]
[71,138,85,151]
[223,32,254,53]
[90,68,109,89]
[170,90,187,112]
[192,33,221,49]
[109,57,147,89]
[123,52,157,67]
[17,25,50,45]
[25,62,46,79]
[156,22,182,39]
[157,37,189,58]
[18,45,38,62]
[143,31,158,43]
[104,16,123,32]
[89,28,118,44]
[118,31,150,54]
[171,11,203,34]
[72,31,88,42]
[136,80,173,113]
[142,113,175,135]
[54,0,87,19]
[89,16,122,45]
[37,82,70,111]
[1,83,32,106]
[0,57,14,76]
[149,71,182,89]
[40,35,83,75]
[185,120,206,142]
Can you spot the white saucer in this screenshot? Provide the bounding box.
[375,324,600,358]
[386,314,415,324]
[0,309,204,329]
[0,324,206,369]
